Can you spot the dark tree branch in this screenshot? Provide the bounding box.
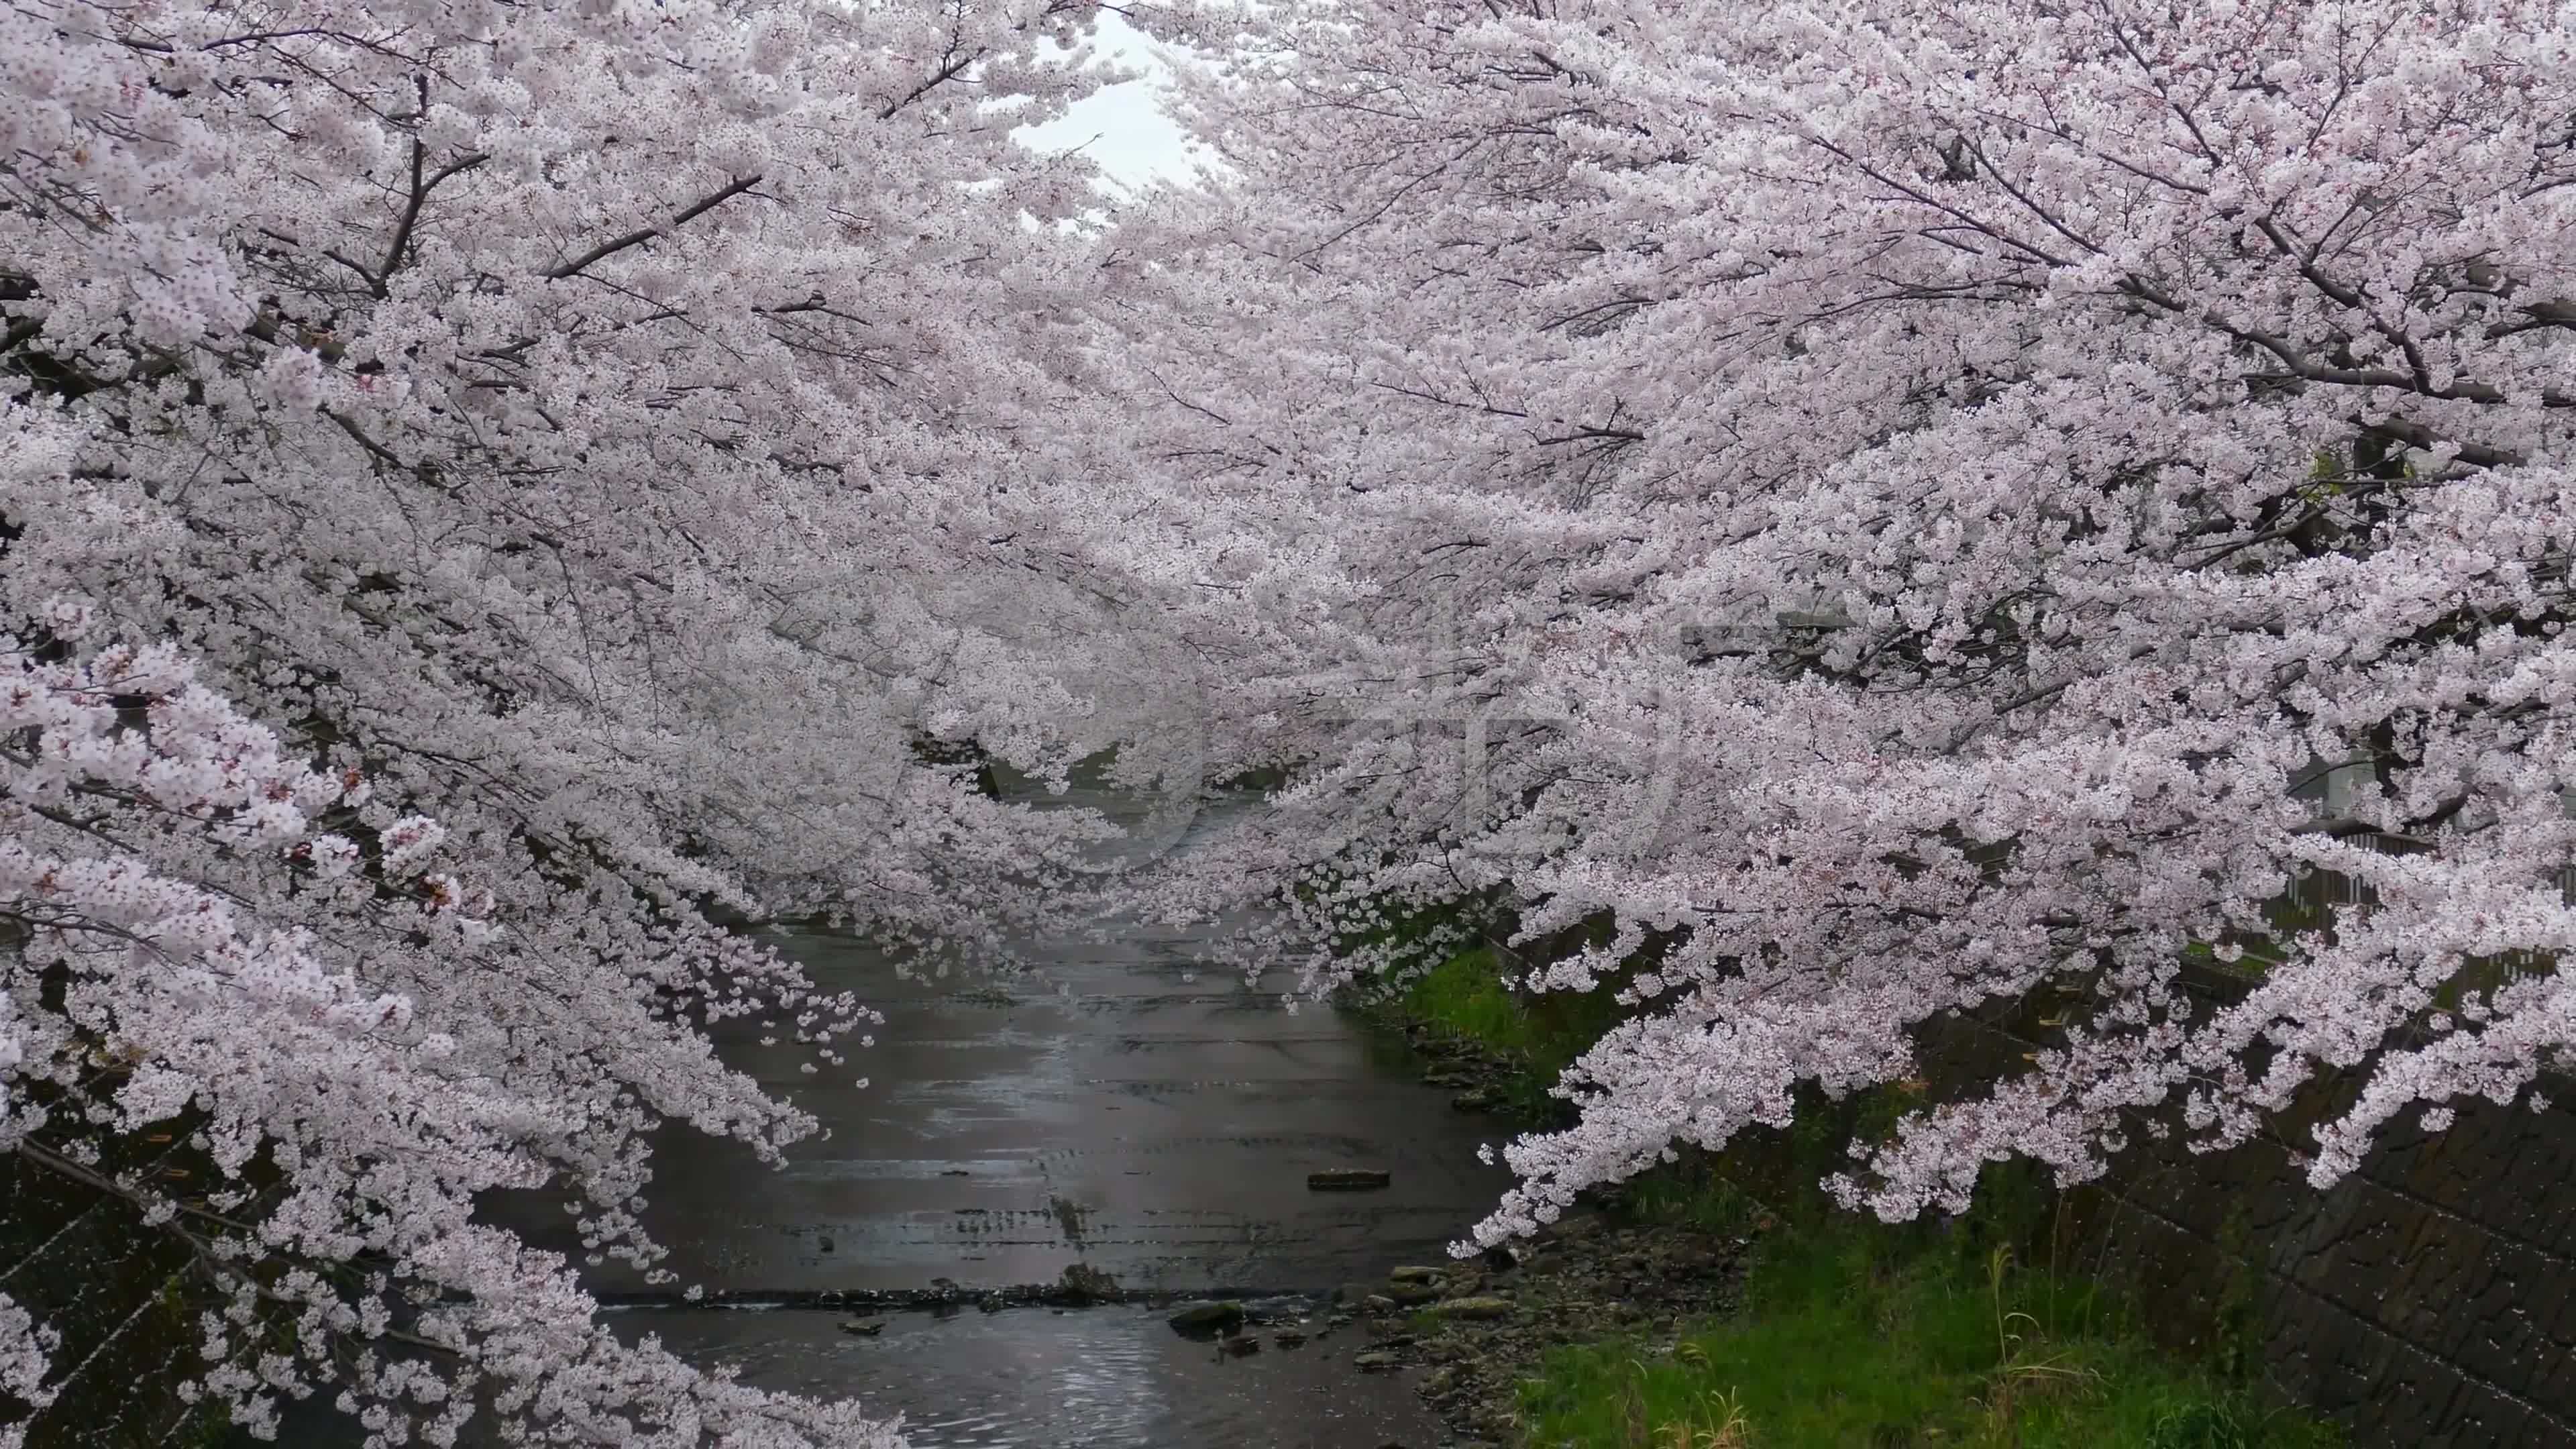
[879,48,985,120]
[547,175,765,281]
[1534,425,1644,446]
[368,147,492,298]
[2353,415,2528,470]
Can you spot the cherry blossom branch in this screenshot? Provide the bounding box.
[545,175,768,281]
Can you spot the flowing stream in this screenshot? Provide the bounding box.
[509,780,1515,1447]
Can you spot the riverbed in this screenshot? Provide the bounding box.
[484,769,1511,1449]
[584,908,1512,1447]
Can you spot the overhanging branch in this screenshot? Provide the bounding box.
[547,174,766,281]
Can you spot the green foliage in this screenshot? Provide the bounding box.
[1514,1228,2338,1449]
[1597,1078,1944,1240]
[1374,946,1631,1124]
[1375,941,2332,1449]
[2208,1205,2266,1386]
[1412,947,1632,1073]
[1610,1156,1774,1239]
[1401,948,1541,1053]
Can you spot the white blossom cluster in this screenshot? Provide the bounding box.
[0,0,1165,1442]
[1110,0,2576,1247]
[15,0,2576,1439]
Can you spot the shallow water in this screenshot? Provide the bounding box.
[616,1303,1437,1448]
[578,921,1510,1299]
[496,784,1514,1446]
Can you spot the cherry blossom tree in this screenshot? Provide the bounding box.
[0,0,1178,1442]
[1126,0,2576,1248]
[21,0,2576,1436]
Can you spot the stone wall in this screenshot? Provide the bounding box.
[2063,1092,2576,1445]
[1922,986,2576,1447]
[1494,903,2576,1444]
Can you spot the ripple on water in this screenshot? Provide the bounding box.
[625,1305,1440,1449]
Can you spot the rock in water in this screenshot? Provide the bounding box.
[837,1318,886,1336]
[1352,1350,1401,1372]
[1427,1295,1512,1320]
[1307,1169,1392,1191]
[1242,1293,1316,1323]
[1055,1263,1118,1305]
[1387,1265,1444,1283]
[1220,1332,1260,1357]
[1167,1300,1246,1335]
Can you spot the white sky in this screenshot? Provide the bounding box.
[1012,15,1210,192]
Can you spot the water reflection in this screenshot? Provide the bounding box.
[622,1305,1436,1449]
[470,769,1504,1447]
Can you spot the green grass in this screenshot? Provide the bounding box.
[1379,947,1632,1124]
[1374,945,2334,1449]
[1515,1230,2337,1449]
[1608,1157,1780,1238]
[1401,947,1533,1046]
[1397,948,1627,1074]
[1379,947,1910,1218]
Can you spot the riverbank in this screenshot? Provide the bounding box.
[1334,950,2342,1449]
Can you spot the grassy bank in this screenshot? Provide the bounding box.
[1358,951,2338,1449]
[1373,944,1625,1122]
[1515,1231,2333,1449]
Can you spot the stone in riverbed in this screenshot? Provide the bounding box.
[1307,1169,1391,1191]
[1426,1295,1512,1320]
[837,1318,887,1336]
[1385,1283,1441,1307]
[1274,1330,1307,1348]
[1351,1350,1401,1372]
[1242,1293,1316,1323]
[1054,1263,1119,1305]
[1220,1332,1260,1357]
[1167,1300,1246,1335]
[1387,1266,1444,1284]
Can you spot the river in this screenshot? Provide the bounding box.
[518,782,1515,1447]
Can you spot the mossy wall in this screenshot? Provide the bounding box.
[1416,905,2576,1446]
[1913,977,2576,1448]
